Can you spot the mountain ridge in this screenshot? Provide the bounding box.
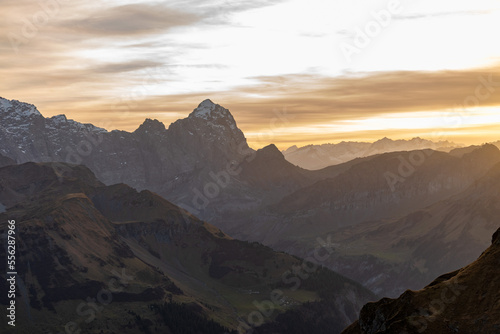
[342,225,500,334]
[283,137,461,170]
[0,161,376,333]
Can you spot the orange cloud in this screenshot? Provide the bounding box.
[28,65,497,149]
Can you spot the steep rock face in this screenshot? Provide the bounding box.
[134,99,249,178]
[0,98,107,163]
[169,99,246,149]
[342,226,500,334]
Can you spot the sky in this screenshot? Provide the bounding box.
[1,0,500,149]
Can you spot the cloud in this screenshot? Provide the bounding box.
[39,63,499,130]
[57,3,199,37]
[91,60,165,74]
[1,0,499,148]
[2,64,500,148]
[82,64,500,147]
[232,66,500,124]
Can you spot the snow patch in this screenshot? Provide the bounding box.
[191,99,216,119]
[51,114,67,124]
[0,97,11,111]
[188,99,238,132]
[0,97,42,117]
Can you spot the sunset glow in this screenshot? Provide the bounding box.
[1,0,500,148]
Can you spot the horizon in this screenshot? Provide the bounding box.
[2,0,500,148]
[4,94,496,151]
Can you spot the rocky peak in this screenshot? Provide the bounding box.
[169,99,245,145]
[0,96,42,118]
[258,144,284,159]
[186,99,239,131]
[135,118,167,134]
[189,99,230,120]
[49,114,68,124]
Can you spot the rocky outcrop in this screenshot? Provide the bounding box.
[342,226,500,333]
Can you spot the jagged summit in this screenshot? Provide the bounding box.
[259,144,284,159]
[50,114,68,123]
[135,118,166,134]
[189,99,232,121]
[0,96,42,118]
[199,98,215,107]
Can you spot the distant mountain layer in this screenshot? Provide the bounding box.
[283,138,460,170]
[221,144,500,297]
[342,226,500,334]
[306,156,500,298]
[0,162,375,334]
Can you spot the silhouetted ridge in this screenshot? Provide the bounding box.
[258,144,284,159]
[135,118,166,134]
[342,226,500,334]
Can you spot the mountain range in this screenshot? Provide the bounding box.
[0,161,374,333]
[1,96,499,332]
[282,138,460,170]
[217,144,500,296]
[2,96,500,297]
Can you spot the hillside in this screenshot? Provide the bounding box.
[315,159,500,296]
[217,145,500,297]
[0,162,375,333]
[342,226,500,334]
